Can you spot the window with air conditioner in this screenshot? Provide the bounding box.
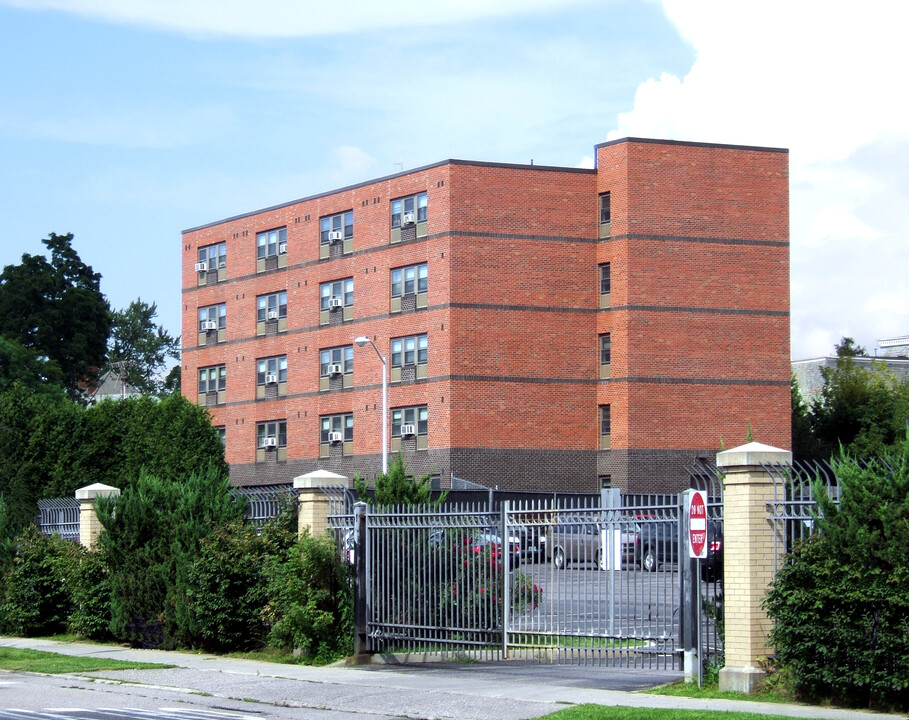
[257,227,286,260]
[257,291,287,334]
[198,304,226,342]
[320,413,353,456]
[319,278,353,323]
[391,405,428,451]
[320,346,353,390]
[196,242,226,285]
[257,356,287,398]
[256,420,286,461]
[320,211,353,250]
[391,192,427,229]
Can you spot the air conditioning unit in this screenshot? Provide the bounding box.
[264,373,278,385]
[262,437,278,449]
[267,310,279,320]
[328,363,343,376]
[328,431,343,444]
[195,261,208,272]
[400,424,416,437]
[328,230,343,242]
[201,320,217,331]
[329,297,344,309]
[278,242,287,254]
[218,260,226,269]
[402,212,415,226]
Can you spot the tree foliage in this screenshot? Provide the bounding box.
[793,337,909,460]
[765,441,909,710]
[355,453,440,506]
[96,466,243,648]
[0,233,111,397]
[0,389,226,533]
[105,299,180,396]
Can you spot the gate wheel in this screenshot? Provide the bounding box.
[553,547,566,569]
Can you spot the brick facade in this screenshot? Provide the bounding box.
[181,137,790,492]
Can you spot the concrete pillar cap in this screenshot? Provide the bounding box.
[293,469,349,490]
[75,483,121,500]
[717,442,791,469]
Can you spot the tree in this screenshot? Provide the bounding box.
[0,233,111,397]
[0,388,226,533]
[0,337,64,396]
[834,336,868,358]
[355,453,439,506]
[810,351,909,459]
[791,376,820,460]
[105,299,180,396]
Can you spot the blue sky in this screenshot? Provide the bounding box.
[1,0,907,360]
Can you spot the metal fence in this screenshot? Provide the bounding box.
[764,459,840,571]
[36,497,80,542]
[230,485,297,528]
[337,484,724,669]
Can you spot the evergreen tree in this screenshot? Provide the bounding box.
[0,233,111,398]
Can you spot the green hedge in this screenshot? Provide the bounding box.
[765,444,909,710]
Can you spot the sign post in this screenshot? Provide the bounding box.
[682,489,708,686]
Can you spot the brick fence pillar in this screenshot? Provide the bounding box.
[75,483,120,549]
[717,442,790,693]
[293,470,349,536]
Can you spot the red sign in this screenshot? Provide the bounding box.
[688,490,707,559]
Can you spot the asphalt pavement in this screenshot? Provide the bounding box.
[0,637,903,720]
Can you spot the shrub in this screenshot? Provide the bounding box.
[0,526,76,636]
[765,444,909,710]
[96,466,243,648]
[264,531,353,664]
[66,548,111,640]
[174,521,268,651]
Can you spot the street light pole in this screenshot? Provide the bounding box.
[354,336,388,474]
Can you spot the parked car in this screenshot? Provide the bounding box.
[548,518,638,570]
[514,524,547,563]
[635,519,679,571]
[701,519,723,582]
[472,531,521,568]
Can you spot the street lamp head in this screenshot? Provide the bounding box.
[354,336,371,347]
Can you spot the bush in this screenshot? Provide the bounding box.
[0,526,76,636]
[765,444,909,710]
[66,548,111,640]
[96,466,243,648]
[174,521,268,651]
[264,531,353,664]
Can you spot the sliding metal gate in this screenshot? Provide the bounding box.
[339,481,723,668]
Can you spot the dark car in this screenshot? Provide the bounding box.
[701,519,723,582]
[635,519,679,571]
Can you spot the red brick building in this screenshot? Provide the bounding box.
[181,137,790,492]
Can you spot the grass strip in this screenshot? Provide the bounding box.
[537,704,803,720]
[0,647,172,674]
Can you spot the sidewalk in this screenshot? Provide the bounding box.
[1,637,902,720]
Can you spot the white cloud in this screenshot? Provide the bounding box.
[0,0,596,37]
[611,0,909,358]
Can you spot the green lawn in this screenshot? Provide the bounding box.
[538,705,803,720]
[0,647,172,674]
